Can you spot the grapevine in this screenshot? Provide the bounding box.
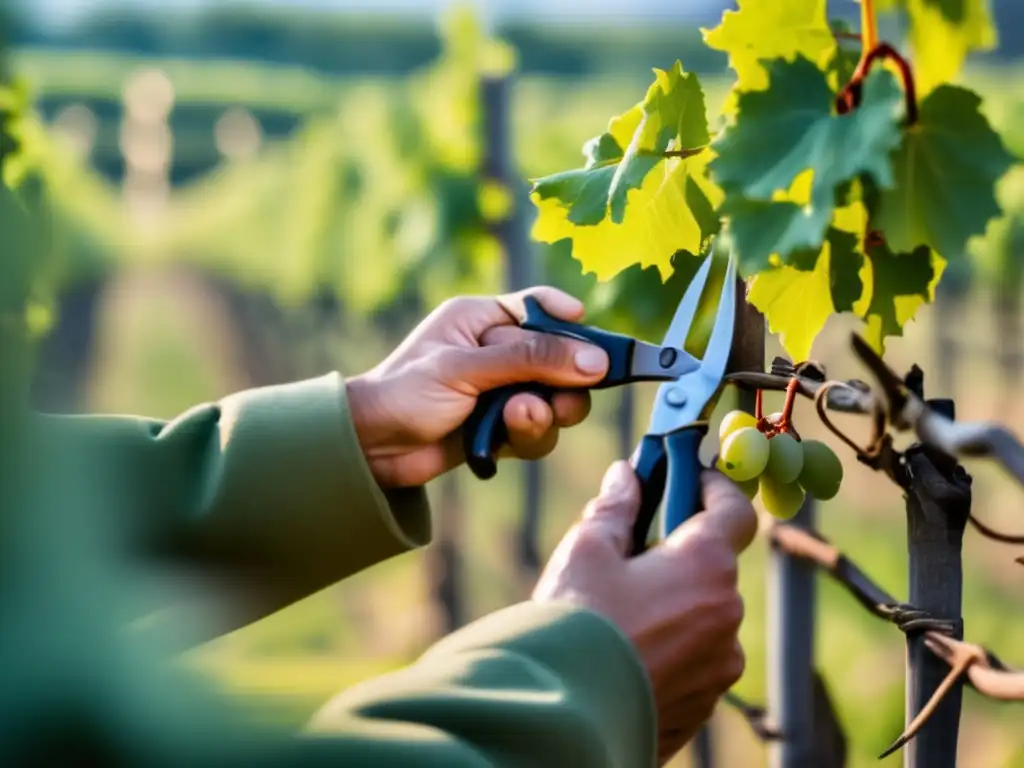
[532,0,1016,362]
[716,380,844,519]
[530,2,1021,761]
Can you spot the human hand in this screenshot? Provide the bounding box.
[532,463,757,765]
[345,288,609,489]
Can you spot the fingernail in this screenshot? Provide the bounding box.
[575,346,609,375]
[601,461,632,496]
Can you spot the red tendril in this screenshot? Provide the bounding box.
[835,42,918,126]
[755,379,803,441]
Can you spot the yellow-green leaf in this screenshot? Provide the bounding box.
[703,0,836,106]
[903,0,996,96]
[855,243,945,353]
[532,150,719,281]
[747,226,864,362]
[531,62,710,228]
[530,68,721,282]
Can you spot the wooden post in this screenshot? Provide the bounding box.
[691,276,765,768]
[481,71,543,589]
[767,494,818,768]
[750,281,817,768]
[901,396,971,768]
[932,262,970,400]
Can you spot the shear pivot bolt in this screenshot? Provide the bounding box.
[665,387,687,407]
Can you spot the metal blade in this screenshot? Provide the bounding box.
[659,243,717,351]
[697,250,737,387]
[645,247,738,435]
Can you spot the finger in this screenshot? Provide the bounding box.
[550,391,591,428]
[441,334,609,395]
[478,329,593,428]
[698,470,759,554]
[478,326,608,392]
[662,470,758,555]
[504,393,560,460]
[578,461,641,556]
[498,286,586,324]
[478,324,524,348]
[480,329,593,427]
[430,288,586,346]
[427,296,520,345]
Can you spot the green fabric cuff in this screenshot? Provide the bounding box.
[422,600,657,767]
[335,374,434,552]
[204,372,432,591]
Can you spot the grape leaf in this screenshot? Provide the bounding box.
[858,243,939,352]
[829,227,867,312]
[531,62,710,227]
[607,63,711,222]
[531,106,642,228]
[873,0,996,96]
[870,85,1014,259]
[709,59,903,271]
[711,59,903,200]
[590,253,707,344]
[531,88,720,284]
[719,195,833,276]
[532,150,718,281]
[543,242,707,345]
[746,227,864,362]
[703,0,836,97]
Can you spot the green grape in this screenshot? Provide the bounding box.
[737,477,759,500]
[798,439,843,501]
[718,427,770,482]
[765,432,803,484]
[719,410,757,443]
[759,474,805,520]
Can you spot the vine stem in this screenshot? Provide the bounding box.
[780,377,800,425]
[860,0,879,57]
[838,42,919,125]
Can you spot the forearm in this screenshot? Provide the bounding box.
[37,373,433,641]
[305,601,657,768]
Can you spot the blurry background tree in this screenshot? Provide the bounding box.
[7,1,1024,765]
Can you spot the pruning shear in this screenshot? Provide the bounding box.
[463,240,737,554]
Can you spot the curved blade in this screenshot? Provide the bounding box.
[660,243,717,350]
[647,247,737,435]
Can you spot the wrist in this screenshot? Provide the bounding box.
[345,373,394,482]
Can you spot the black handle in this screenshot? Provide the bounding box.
[463,383,556,479]
[629,434,669,556]
[627,423,708,556]
[463,298,642,480]
[660,423,709,535]
[520,297,636,386]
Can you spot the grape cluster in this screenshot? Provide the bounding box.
[715,410,843,520]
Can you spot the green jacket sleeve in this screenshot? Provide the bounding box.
[303,601,657,768]
[38,372,432,639]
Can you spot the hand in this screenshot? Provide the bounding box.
[532,463,757,765]
[346,288,610,489]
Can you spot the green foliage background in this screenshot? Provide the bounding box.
[7,5,1024,766]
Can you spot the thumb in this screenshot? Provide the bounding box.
[577,461,641,557]
[445,335,609,394]
[663,470,758,554]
